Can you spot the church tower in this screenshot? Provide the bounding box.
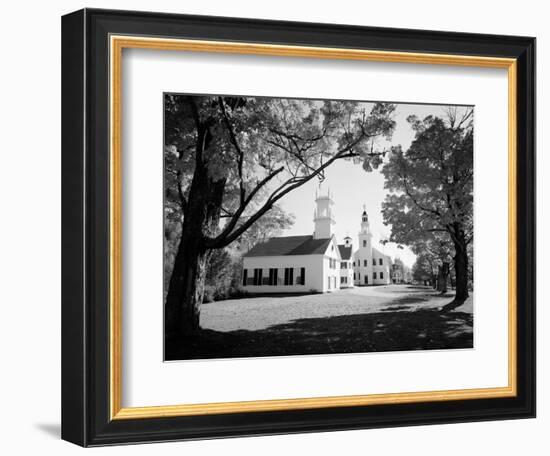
[358,205,373,251]
[313,185,335,239]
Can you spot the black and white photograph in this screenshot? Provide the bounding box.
[164,94,474,361]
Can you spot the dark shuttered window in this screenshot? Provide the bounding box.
[284,268,294,285]
[268,268,278,285]
[253,268,263,286]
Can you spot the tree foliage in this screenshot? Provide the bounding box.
[381,111,473,246]
[165,95,396,249]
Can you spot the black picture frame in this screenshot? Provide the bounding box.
[62,8,536,447]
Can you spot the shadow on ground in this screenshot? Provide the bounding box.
[165,307,473,361]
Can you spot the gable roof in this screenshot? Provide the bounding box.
[243,235,332,257]
[338,244,353,260]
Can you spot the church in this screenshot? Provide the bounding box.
[242,187,392,293]
[352,208,392,286]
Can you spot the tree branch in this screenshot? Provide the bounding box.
[218,97,246,205]
[206,166,286,246]
[206,142,367,249]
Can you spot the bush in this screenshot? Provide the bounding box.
[227,286,249,300]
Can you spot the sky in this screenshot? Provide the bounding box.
[271,102,465,268]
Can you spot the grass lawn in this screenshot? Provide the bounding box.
[165,285,473,360]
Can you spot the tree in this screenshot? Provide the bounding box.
[412,254,435,285]
[380,108,473,310]
[409,233,454,293]
[164,95,396,337]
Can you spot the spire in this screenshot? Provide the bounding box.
[359,203,371,240]
[313,182,335,239]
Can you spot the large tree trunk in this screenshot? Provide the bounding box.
[453,240,469,301]
[441,226,469,312]
[165,236,211,337]
[436,262,449,294]
[165,154,226,338]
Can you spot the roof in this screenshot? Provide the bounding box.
[243,235,332,257]
[338,244,353,260]
[372,247,393,263]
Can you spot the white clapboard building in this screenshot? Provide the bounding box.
[242,188,392,293]
[338,236,354,288]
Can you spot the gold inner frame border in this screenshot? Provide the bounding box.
[109,35,517,420]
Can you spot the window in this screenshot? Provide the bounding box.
[262,269,271,285]
[284,268,294,285]
[353,273,356,280]
[242,269,248,287]
[363,259,367,267]
[253,268,263,285]
[372,258,376,266]
[341,262,347,269]
[379,258,383,265]
[358,272,361,279]
[353,261,355,267]
[268,268,278,286]
[363,240,366,247]
[380,272,384,279]
[373,272,377,279]
[295,267,305,285]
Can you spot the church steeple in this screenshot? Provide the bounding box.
[313,184,335,239]
[360,205,371,234]
[358,204,372,249]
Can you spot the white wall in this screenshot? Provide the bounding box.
[0,1,546,455]
[243,254,324,292]
[339,262,354,287]
[321,255,341,292]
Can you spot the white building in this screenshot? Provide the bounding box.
[391,258,413,284]
[352,208,392,286]
[338,236,354,288]
[242,187,342,293]
[242,190,392,293]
